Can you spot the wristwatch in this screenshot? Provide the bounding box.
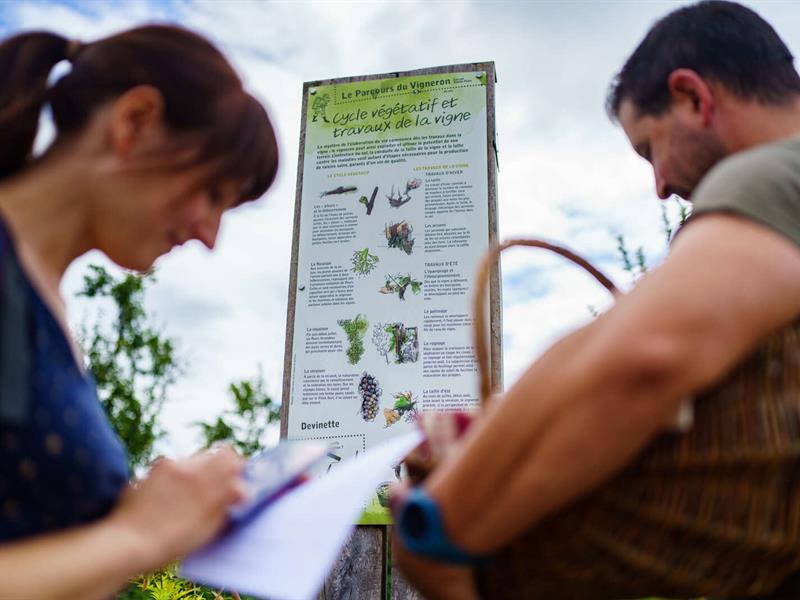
[396,487,484,565]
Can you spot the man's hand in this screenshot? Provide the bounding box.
[404,412,476,484]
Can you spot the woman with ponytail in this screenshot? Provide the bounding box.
[0,26,278,598]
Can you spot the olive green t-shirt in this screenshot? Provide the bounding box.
[692,136,800,600]
[689,134,800,246]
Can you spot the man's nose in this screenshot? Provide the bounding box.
[655,169,671,200]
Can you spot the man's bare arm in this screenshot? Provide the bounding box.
[423,213,800,553]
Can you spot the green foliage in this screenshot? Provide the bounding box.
[346,339,364,364]
[616,199,691,285]
[659,197,690,245]
[78,265,181,470]
[635,247,647,275]
[615,233,647,282]
[75,267,274,598]
[393,392,416,412]
[118,564,257,600]
[660,203,674,244]
[338,314,369,365]
[381,274,422,300]
[385,323,398,354]
[351,247,379,276]
[195,368,281,457]
[143,574,200,600]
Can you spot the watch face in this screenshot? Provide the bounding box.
[404,502,428,539]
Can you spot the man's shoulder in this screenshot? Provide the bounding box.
[689,135,800,249]
[695,135,800,204]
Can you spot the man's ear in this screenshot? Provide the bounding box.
[667,69,714,126]
[108,85,166,158]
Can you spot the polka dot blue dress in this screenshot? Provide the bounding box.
[0,217,129,541]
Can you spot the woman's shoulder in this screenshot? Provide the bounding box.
[0,215,34,426]
[0,215,130,542]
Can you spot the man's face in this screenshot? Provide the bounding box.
[618,98,727,200]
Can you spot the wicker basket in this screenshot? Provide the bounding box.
[449,239,800,599]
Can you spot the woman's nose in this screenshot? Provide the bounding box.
[192,206,222,250]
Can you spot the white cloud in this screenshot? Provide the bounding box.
[8,0,800,454]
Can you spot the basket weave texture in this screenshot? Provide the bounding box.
[470,240,800,599]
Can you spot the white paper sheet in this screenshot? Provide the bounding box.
[180,430,423,600]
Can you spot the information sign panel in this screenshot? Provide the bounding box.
[282,63,499,523]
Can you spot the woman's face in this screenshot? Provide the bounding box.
[87,87,243,271]
[95,167,240,272]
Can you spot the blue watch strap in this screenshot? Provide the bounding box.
[397,487,483,565]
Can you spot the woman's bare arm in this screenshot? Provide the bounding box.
[0,447,245,600]
[0,515,155,600]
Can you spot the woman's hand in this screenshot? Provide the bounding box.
[109,445,247,570]
[0,446,246,600]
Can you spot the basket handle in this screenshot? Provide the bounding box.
[472,238,621,405]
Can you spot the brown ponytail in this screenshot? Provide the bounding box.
[0,32,69,179]
[0,25,278,201]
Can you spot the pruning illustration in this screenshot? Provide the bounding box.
[359,186,379,215]
[385,221,414,255]
[387,178,422,208]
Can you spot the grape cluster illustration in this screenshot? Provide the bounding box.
[358,372,382,422]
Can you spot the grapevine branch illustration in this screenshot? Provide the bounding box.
[372,322,419,364]
[351,248,379,276]
[383,391,419,427]
[379,274,422,300]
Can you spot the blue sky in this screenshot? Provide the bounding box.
[4,0,798,454]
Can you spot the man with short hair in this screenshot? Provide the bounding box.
[392,2,800,598]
